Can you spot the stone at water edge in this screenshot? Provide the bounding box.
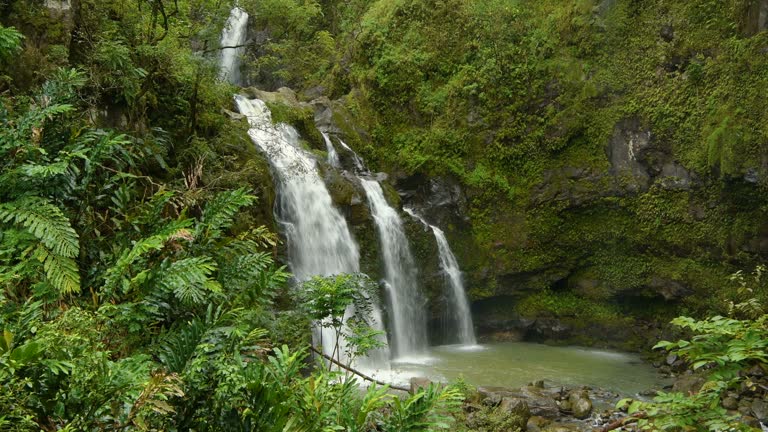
[566,390,593,420]
[527,415,551,432]
[542,424,580,432]
[520,386,562,419]
[672,375,705,395]
[499,397,531,423]
[751,399,768,423]
[409,377,432,394]
[722,396,739,410]
[477,386,518,406]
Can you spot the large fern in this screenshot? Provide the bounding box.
[33,245,81,295]
[196,188,256,241]
[102,218,193,295]
[158,318,208,374]
[0,196,81,294]
[0,196,79,258]
[0,25,22,59]
[155,257,221,304]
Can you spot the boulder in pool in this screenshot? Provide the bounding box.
[566,390,593,419]
[477,386,518,406]
[520,385,561,418]
[499,397,531,423]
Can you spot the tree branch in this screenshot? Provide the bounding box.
[309,346,410,392]
[204,43,251,53]
[598,413,647,432]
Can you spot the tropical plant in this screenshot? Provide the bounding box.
[617,269,768,431]
[299,273,386,365]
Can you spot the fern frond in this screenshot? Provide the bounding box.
[0,25,23,59]
[103,218,193,295]
[155,257,221,304]
[19,161,73,179]
[0,196,79,258]
[0,197,81,294]
[158,318,207,373]
[197,188,256,240]
[33,244,80,294]
[218,251,272,286]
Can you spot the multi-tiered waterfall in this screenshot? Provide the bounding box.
[234,95,389,369]
[360,180,428,360]
[222,5,478,380]
[219,7,249,85]
[404,208,476,346]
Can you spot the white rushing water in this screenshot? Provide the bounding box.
[432,226,476,345]
[360,179,428,360]
[219,7,249,85]
[321,132,341,168]
[338,138,366,172]
[235,95,389,370]
[403,208,476,346]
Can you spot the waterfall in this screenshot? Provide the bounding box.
[321,132,341,168]
[404,208,476,346]
[338,138,366,172]
[432,227,476,345]
[219,7,249,85]
[360,179,428,360]
[235,95,389,369]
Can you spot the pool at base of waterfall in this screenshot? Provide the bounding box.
[367,341,668,396]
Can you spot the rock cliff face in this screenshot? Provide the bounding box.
[243,86,768,351]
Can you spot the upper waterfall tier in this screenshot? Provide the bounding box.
[235,95,391,371]
[219,7,249,85]
[235,95,359,280]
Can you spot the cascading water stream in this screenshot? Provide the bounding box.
[404,208,477,346]
[432,227,476,345]
[219,7,249,85]
[360,179,428,360]
[338,138,366,172]
[234,95,389,369]
[321,132,341,168]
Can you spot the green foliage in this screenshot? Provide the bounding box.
[0,25,22,59]
[461,404,526,432]
[244,0,334,88]
[382,384,464,431]
[621,271,767,431]
[0,196,81,294]
[300,273,386,362]
[653,314,768,376]
[516,289,624,322]
[0,10,465,430]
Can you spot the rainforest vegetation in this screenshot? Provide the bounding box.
[1,0,768,430]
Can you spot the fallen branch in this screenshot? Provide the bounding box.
[309,346,410,392]
[598,412,647,432]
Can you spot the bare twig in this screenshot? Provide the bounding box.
[203,43,251,53]
[309,346,410,392]
[598,413,647,432]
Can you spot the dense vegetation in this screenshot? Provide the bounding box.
[0,2,463,430]
[247,0,768,342]
[2,0,768,430]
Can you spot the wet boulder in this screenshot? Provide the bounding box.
[499,397,531,424]
[520,385,562,419]
[566,390,593,419]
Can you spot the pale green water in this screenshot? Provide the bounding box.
[388,342,667,396]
